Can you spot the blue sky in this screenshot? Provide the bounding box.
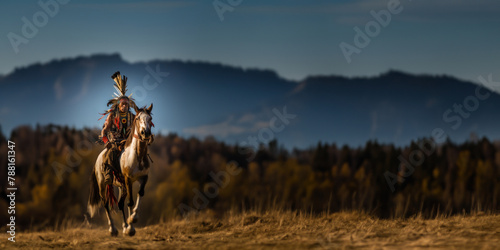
[1,0,499,84]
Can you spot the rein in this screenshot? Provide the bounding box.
[133,133,148,142]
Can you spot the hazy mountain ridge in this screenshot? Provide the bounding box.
[1,54,499,148]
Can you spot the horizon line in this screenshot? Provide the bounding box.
[0,52,479,85]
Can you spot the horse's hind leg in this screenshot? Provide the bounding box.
[104,204,118,236]
[128,175,148,224]
[100,188,118,236]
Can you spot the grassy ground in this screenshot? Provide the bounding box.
[3,211,500,249]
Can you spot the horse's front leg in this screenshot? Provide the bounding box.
[118,187,130,235]
[124,177,136,236]
[128,175,148,224]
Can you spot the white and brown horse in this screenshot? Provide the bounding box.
[88,104,153,236]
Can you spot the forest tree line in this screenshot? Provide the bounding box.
[0,124,499,230]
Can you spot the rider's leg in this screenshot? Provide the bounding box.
[103,164,114,185]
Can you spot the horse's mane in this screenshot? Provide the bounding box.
[125,117,136,148]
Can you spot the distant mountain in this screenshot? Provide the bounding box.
[1,54,499,149]
[287,71,500,147]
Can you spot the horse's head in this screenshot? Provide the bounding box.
[134,104,153,141]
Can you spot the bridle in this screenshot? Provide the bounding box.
[132,112,152,142]
[133,133,148,142]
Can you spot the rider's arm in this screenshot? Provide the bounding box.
[101,114,113,138]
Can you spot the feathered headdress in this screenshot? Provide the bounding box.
[99,71,138,120]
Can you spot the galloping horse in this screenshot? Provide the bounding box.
[88,104,153,236]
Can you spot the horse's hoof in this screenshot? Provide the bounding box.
[127,214,138,224]
[110,227,118,237]
[126,225,136,236]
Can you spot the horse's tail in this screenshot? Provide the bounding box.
[88,168,101,218]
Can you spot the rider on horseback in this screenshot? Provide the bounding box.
[101,97,134,145]
[98,71,150,185]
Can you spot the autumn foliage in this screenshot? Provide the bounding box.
[0,125,499,230]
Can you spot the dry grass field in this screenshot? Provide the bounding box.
[3,211,499,249]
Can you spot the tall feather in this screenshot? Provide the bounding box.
[111,71,128,97]
[99,71,138,120]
